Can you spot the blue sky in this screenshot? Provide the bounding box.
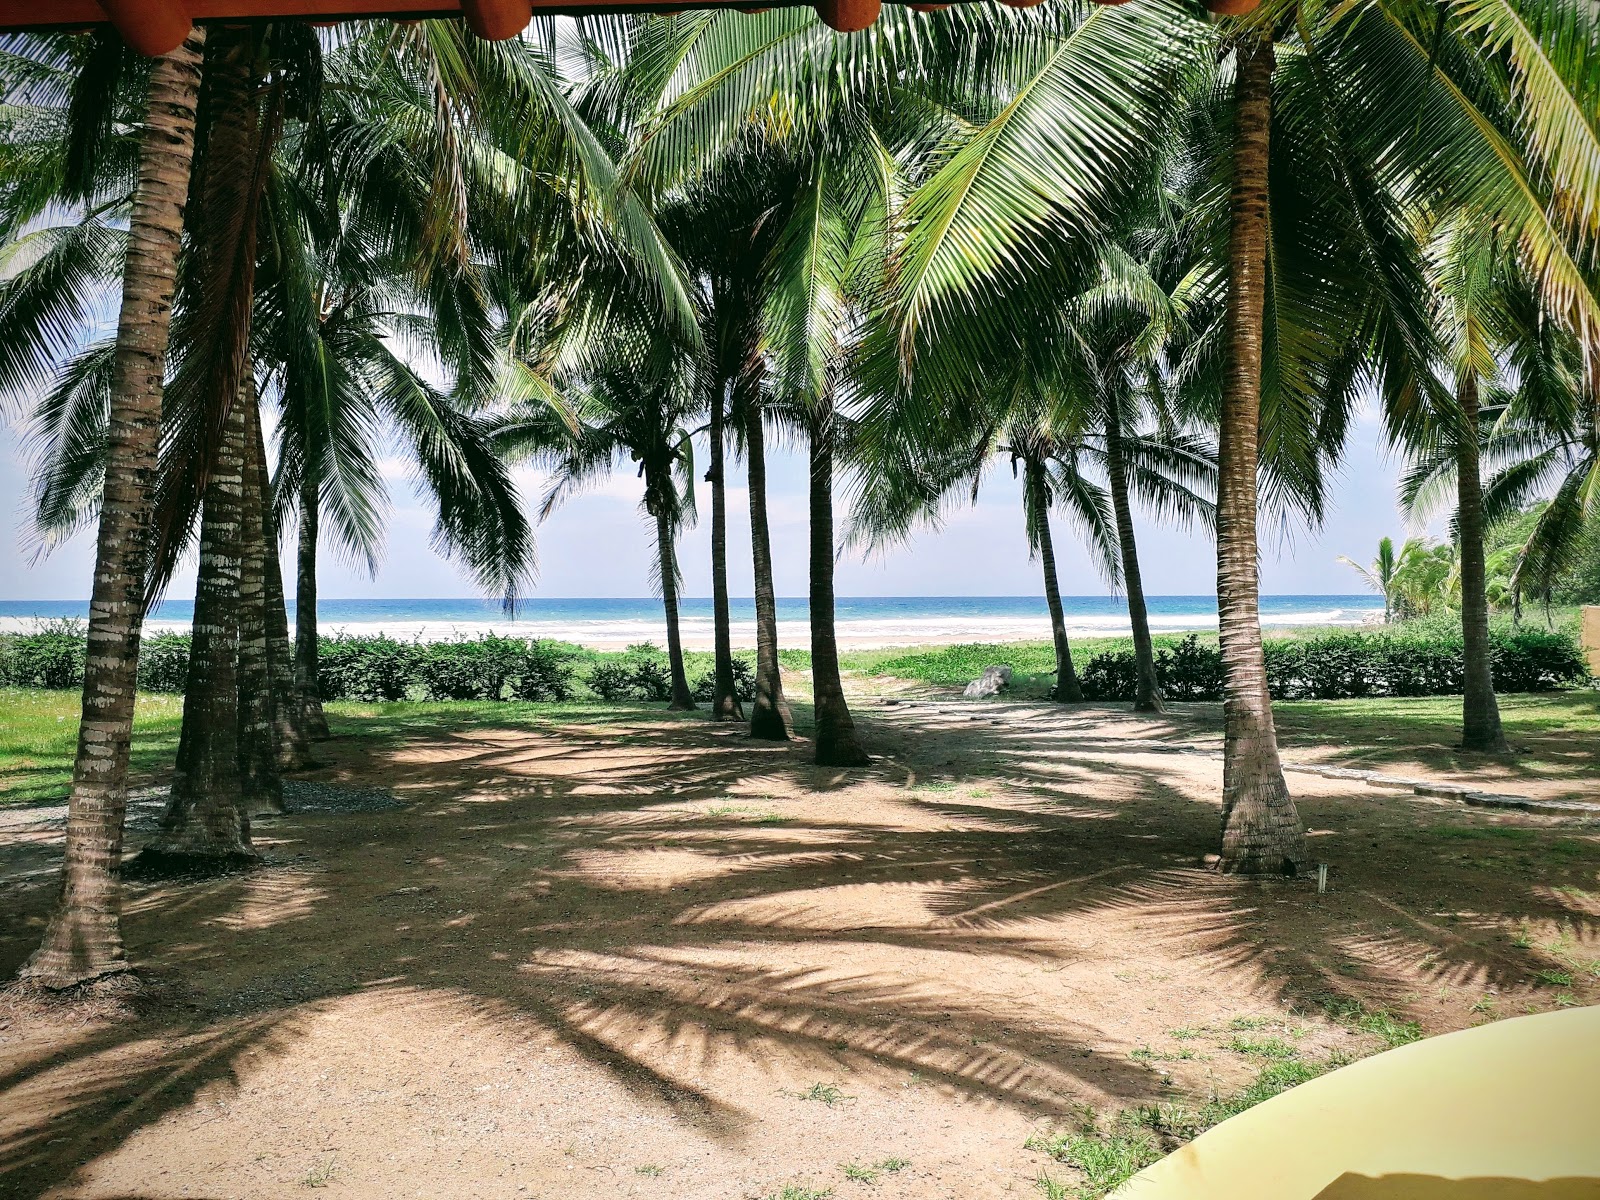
[0,399,1407,601]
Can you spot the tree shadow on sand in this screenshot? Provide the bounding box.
[1,701,1595,1196]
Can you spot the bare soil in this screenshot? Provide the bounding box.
[2,698,1597,1200]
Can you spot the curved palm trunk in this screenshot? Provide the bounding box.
[17,34,205,989]
[745,398,792,740]
[238,381,284,814]
[1457,373,1507,752]
[1216,37,1306,876]
[650,476,696,712]
[150,397,256,866]
[1026,459,1082,703]
[1104,404,1164,713]
[294,475,329,739]
[707,382,743,721]
[808,411,868,766]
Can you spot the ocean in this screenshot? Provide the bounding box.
[0,594,1384,650]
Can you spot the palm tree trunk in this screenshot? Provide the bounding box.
[150,396,256,866]
[17,34,205,989]
[1215,37,1306,876]
[808,409,868,766]
[1457,372,1507,752]
[745,396,792,740]
[294,474,329,739]
[238,378,284,814]
[1104,403,1163,713]
[652,483,696,712]
[144,26,269,870]
[707,382,743,721]
[1026,459,1082,703]
[254,413,311,771]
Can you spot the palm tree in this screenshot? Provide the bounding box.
[143,22,279,865]
[884,0,1600,871]
[1338,537,1400,623]
[521,329,701,711]
[5,31,205,988]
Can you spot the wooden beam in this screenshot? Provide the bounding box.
[814,0,877,32]
[97,0,192,55]
[460,0,530,38]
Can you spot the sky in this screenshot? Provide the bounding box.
[0,398,1408,602]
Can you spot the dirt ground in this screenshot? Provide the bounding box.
[2,696,1597,1200]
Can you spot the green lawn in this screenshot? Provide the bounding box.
[0,689,685,809]
[0,687,188,807]
[1272,691,1600,780]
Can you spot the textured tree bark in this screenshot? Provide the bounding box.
[1216,37,1306,876]
[237,381,284,814]
[254,412,311,771]
[1026,459,1082,703]
[808,411,868,766]
[294,474,329,739]
[1105,402,1164,713]
[745,397,792,740]
[151,397,257,866]
[143,26,268,870]
[707,381,743,721]
[1456,372,1508,752]
[651,481,696,712]
[17,33,205,989]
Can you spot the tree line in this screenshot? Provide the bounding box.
[1,1,1596,989]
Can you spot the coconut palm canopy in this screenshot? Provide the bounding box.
[0,0,1257,51]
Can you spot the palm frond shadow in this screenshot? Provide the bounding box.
[2,703,1596,1195]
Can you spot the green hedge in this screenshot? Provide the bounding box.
[0,625,752,705]
[4,622,1586,706]
[1079,630,1589,702]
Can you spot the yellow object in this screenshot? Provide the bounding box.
[1120,1006,1600,1200]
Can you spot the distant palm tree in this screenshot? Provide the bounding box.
[1338,537,1401,624]
[521,330,702,710]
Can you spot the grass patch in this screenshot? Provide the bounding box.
[1130,1046,1197,1064]
[1224,1036,1299,1060]
[797,1082,850,1107]
[1027,1120,1161,1200]
[1029,1056,1347,1198]
[1320,999,1422,1048]
[761,1186,833,1200]
[839,1158,909,1184]
[0,688,186,807]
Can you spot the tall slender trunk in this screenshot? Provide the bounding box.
[808,410,868,766]
[651,481,696,712]
[143,25,269,870]
[255,413,311,770]
[17,34,205,989]
[1104,403,1163,713]
[150,397,256,865]
[1215,37,1306,876]
[1026,458,1082,703]
[745,396,791,740]
[237,379,283,814]
[294,474,329,739]
[707,381,742,721]
[1457,372,1507,752]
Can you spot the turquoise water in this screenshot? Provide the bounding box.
[0,594,1382,647]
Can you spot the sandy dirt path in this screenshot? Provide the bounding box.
[2,700,1596,1199]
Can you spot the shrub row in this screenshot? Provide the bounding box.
[1078,630,1590,703]
[0,624,762,706]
